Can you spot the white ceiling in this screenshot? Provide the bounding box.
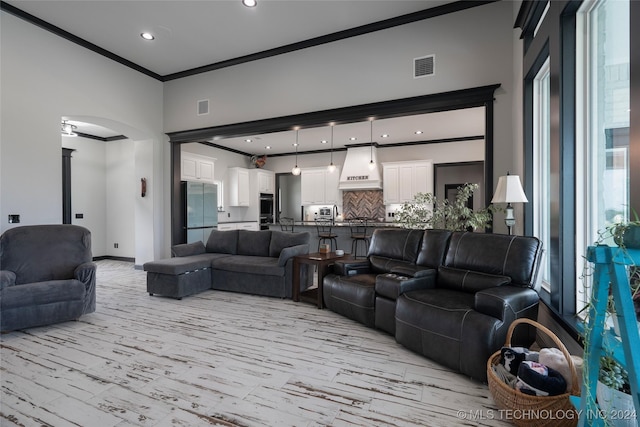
[10,0,484,154]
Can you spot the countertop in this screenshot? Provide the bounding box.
[275,221,402,228]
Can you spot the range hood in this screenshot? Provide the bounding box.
[338,146,382,190]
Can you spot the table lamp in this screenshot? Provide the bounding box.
[491,173,528,235]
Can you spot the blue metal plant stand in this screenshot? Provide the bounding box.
[571,246,640,426]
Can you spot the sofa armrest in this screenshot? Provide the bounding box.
[390,265,435,278]
[474,286,539,321]
[278,244,309,267]
[75,262,97,286]
[171,241,206,257]
[333,260,371,276]
[0,270,16,289]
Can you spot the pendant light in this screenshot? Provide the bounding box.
[291,129,301,176]
[327,123,336,173]
[368,119,376,170]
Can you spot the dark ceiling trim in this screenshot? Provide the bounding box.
[166,84,501,144]
[0,1,163,81]
[75,132,128,142]
[163,0,499,81]
[1,0,498,82]
[265,135,484,158]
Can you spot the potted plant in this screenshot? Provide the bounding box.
[596,355,635,427]
[394,183,497,231]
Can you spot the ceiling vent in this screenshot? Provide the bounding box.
[414,55,435,78]
[197,99,210,116]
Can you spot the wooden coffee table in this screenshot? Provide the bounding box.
[292,252,353,309]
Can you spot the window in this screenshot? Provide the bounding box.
[533,58,551,292]
[576,0,630,313]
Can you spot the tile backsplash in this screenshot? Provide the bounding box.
[342,190,386,221]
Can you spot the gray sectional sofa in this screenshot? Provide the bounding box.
[143,229,311,299]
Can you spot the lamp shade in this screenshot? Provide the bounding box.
[491,175,528,204]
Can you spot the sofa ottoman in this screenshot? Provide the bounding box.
[143,241,230,299]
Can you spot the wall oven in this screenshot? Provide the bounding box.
[259,193,274,230]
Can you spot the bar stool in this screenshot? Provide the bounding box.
[348,217,370,258]
[315,219,338,252]
[280,217,294,232]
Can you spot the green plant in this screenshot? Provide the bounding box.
[595,208,640,248]
[394,183,498,231]
[599,355,631,395]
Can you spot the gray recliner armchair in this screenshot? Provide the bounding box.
[0,224,96,332]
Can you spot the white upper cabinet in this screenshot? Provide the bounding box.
[251,169,275,194]
[301,167,340,205]
[382,160,433,205]
[181,152,215,183]
[227,167,250,207]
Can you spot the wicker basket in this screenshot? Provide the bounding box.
[487,318,580,427]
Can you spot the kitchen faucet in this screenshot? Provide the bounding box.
[332,205,339,223]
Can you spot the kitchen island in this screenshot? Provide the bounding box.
[268,221,402,255]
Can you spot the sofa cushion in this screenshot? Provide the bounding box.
[212,255,284,277]
[416,229,452,268]
[269,231,310,257]
[444,232,542,287]
[1,279,85,309]
[438,266,511,293]
[206,230,238,254]
[368,229,424,263]
[237,230,271,256]
[171,241,206,257]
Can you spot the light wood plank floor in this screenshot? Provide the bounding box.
[1,260,510,426]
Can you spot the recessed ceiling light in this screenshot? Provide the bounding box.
[265,146,271,150]
[140,32,155,41]
[242,0,257,7]
[415,130,423,135]
[349,137,357,141]
[245,139,252,142]
[292,143,298,147]
[321,140,328,144]
[381,134,389,138]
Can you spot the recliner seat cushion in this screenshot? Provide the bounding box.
[438,266,511,293]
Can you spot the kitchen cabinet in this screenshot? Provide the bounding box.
[181,152,216,183]
[301,167,340,205]
[382,160,433,205]
[251,169,275,194]
[227,167,250,207]
[217,222,259,231]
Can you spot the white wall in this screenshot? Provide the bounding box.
[62,137,108,256]
[164,1,518,232]
[0,12,166,263]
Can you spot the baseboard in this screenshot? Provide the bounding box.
[93,255,135,263]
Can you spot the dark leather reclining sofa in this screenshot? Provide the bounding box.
[323,228,543,382]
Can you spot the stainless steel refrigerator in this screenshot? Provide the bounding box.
[183,181,218,244]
